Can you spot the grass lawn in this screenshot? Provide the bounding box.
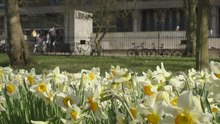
[0,53,219,74]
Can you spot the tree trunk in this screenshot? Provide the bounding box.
[188,0,197,56]
[5,0,29,66]
[184,0,196,57]
[94,32,106,56]
[184,0,189,55]
[94,21,109,56]
[196,0,210,70]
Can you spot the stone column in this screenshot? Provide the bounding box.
[161,11,166,31]
[64,9,76,53]
[153,10,158,31]
[210,6,219,37]
[132,10,142,32]
[64,10,75,44]
[176,10,180,28]
[168,11,173,30]
[146,11,151,31]
[64,12,70,44]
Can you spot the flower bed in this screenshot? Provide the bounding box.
[0,61,220,124]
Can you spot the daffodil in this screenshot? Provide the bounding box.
[207,61,220,98]
[108,65,132,83]
[206,72,220,100]
[0,63,219,123]
[83,67,100,81]
[65,72,82,91]
[187,68,197,87]
[163,91,212,124]
[25,68,36,86]
[84,86,108,120]
[14,73,24,85]
[169,75,185,91]
[29,77,54,103]
[87,96,108,120]
[81,67,102,90]
[188,69,210,90]
[210,61,220,78]
[156,91,170,103]
[151,73,166,85]
[135,75,158,96]
[61,104,89,124]
[210,104,220,116]
[143,84,157,96]
[29,80,52,99]
[145,68,167,90]
[43,91,54,104]
[4,80,19,98]
[144,63,170,87]
[170,95,178,106]
[124,96,143,123]
[47,67,68,85]
[56,88,80,110]
[139,93,166,124]
[155,62,171,79]
[104,66,133,92]
[196,69,210,85]
[0,66,12,81]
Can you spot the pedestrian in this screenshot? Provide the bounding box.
[46,32,50,52]
[31,29,37,38]
[49,27,56,52]
[175,25,180,31]
[32,29,40,53]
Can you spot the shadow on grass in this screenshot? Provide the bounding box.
[0,54,10,66]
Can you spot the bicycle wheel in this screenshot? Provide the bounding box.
[127,49,136,56]
[173,49,182,57]
[148,49,155,57]
[81,44,90,52]
[168,49,175,57]
[141,49,149,57]
[158,49,164,57]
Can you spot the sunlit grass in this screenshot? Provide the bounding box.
[0,54,197,74]
[1,53,219,74]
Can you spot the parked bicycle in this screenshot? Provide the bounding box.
[127,42,148,57]
[75,40,90,55]
[148,43,164,57]
[170,40,187,57]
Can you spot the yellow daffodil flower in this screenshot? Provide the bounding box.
[163,91,212,124]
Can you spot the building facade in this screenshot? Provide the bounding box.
[127,0,220,37]
[0,0,220,42]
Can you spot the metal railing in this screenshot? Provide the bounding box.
[95,31,186,50]
[94,31,220,50]
[1,31,220,57]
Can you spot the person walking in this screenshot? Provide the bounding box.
[49,27,56,52]
[32,29,40,53]
[46,32,50,53]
